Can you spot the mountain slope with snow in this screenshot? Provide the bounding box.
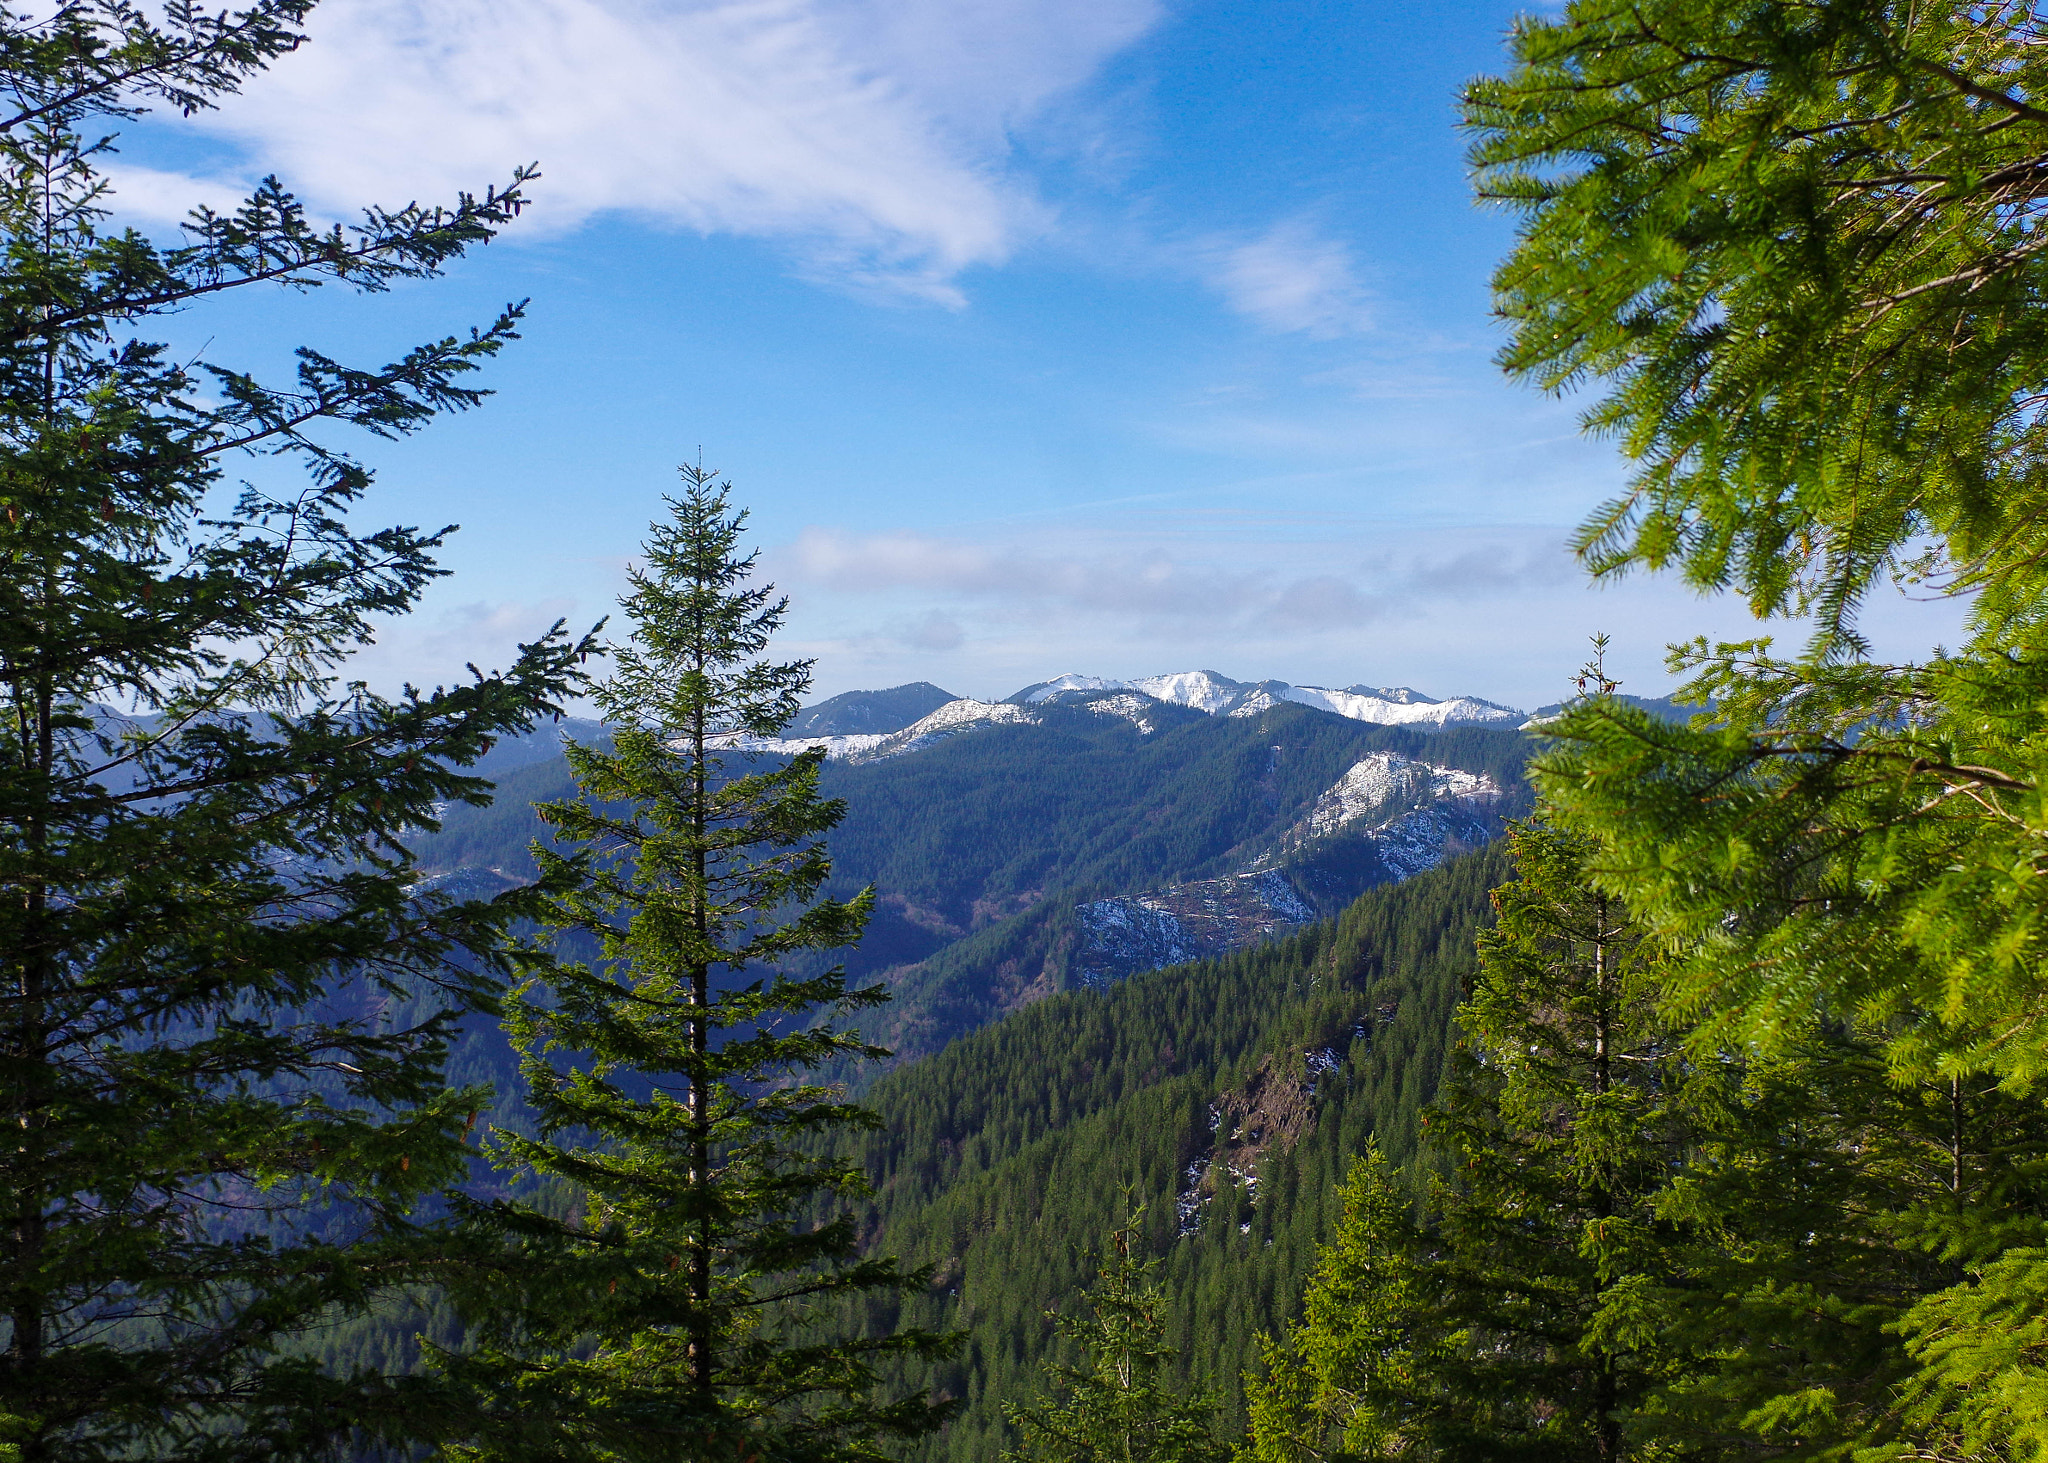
[785,682,957,736]
[416,697,1532,1064]
[1070,750,1506,985]
[735,671,1530,767]
[1014,669,1522,729]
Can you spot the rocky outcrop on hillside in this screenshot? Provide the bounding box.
[1176,1051,1326,1236]
[1075,870,1314,985]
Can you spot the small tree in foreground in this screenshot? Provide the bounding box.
[1003,1211,1229,1463]
[438,466,956,1461]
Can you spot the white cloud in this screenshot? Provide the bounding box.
[1197,220,1373,337]
[779,524,1415,631]
[783,524,1349,624]
[767,520,1967,710]
[100,164,248,224]
[886,608,965,651]
[139,0,1158,302]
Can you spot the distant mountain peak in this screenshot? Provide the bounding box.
[786,681,958,737]
[1014,671,1525,731]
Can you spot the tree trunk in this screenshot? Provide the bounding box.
[689,695,713,1398]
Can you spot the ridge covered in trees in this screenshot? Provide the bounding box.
[849,844,1511,1458]
[413,708,1530,1065]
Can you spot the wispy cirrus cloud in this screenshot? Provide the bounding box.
[781,524,1394,627]
[1194,219,1374,337]
[777,522,1583,637]
[117,0,1161,303]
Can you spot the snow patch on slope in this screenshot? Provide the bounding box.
[1280,684,1523,729]
[723,698,1036,765]
[1299,752,1498,840]
[1127,670,1243,715]
[1084,693,1163,733]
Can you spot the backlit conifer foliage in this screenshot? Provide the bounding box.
[1466,0,2048,1448]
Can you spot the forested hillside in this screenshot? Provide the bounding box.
[414,702,1528,1064]
[846,843,1511,1458]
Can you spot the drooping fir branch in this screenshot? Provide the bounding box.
[0,1,596,1456]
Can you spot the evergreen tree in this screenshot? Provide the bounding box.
[1247,817,1690,1462]
[1463,0,2048,1083]
[437,467,956,1461]
[1465,3,2048,1448]
[1003,1211,1229,1463]
[1464,0,2048,647]
[0,4,583,1458]
[839,841,1514,1462]
[1420,815,1690,1461]
[1630,1032,1978,1458]
[1240,1145,1443,1463]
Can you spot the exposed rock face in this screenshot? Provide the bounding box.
[1176,1051,1326,1236]
[1075,871,1314,984]
[1072,751,1505,983]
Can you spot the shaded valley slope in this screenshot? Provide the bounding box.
[848,842,1511,1458]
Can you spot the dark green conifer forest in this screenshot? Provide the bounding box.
[20,1,2048,1459]
[852,845,1511,1458]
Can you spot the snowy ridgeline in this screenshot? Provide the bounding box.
[723,668,1530,767]
[1015,670,1525,730]
[716,697,1039,765]
[1072,750,1504,984]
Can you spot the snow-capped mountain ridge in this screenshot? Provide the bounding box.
[733,670,1529,765]
[1016,670,1522,730]
[720,697,1032,766]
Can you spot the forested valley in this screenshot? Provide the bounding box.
[12,1,2048,1460]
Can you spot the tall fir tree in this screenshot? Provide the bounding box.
[1419,815,1690,1461]
[435,466,956,1462]
[1003,1210,1229,1463]
[1244,815,1691,1462]
[0,3,585,1458]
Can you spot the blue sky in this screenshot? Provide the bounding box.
[110,0,1959,711]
